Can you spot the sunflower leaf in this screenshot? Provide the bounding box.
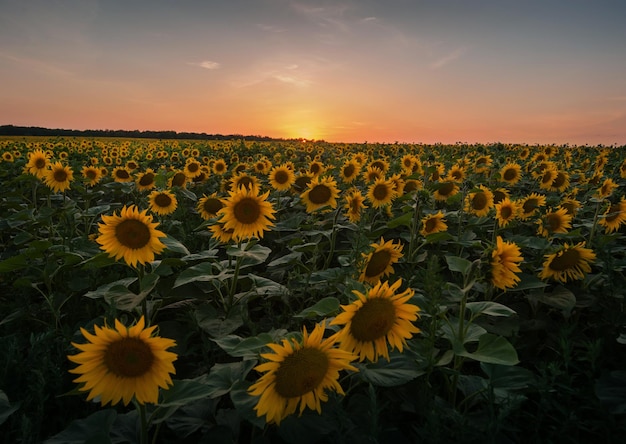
[356,352,425,387]
[456,333,520,365]
[294,297,340,319]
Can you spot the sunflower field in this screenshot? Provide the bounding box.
[1,136,626,443]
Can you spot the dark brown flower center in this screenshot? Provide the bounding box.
[365,250,392,278]
[309,184,332,204]
[500,205,513,219]
[274,170,290,184]
[139,173,154,186]
[171,173,186,187]
[104,337,154,377]
[472,192,488,210]
[233,197,261,224]
[549,249,580,272]
[35,158,46,168]
[274,347,329,398]
[503,168,517,181]
[372,184,390,201]
[203,198,223,215]
[350,297,396,341]
[343,164,355,178]
[53,168,68,182]
[115,219,151,249]
[154,193,172,208]
[115,169,130,179]
[438,182,455,196]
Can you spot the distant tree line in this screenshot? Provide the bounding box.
[0,125,304,142]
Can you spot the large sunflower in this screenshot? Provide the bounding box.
[597,197,626,234]
[367,178,397,209]
[537,207,572,237]
[218,187,276,240]
[25,149,50,178]
[68,316,177,406]
[184,158,202,179]
[148,190,178,216]
[248,323,357,425]
[136,169,157,191]
[331,279,420,362]
[490,236,524,290]
[538,167,558,190]
[43,162,73,193]
[550,170,570,193]
[96,205,167,267]
[359,238,404,284]
[269,164,296,191]
[538,242,596,283]
[300,176,340,213]
[420,211,448,237]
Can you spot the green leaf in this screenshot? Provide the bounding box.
[0,391,19,426]
[173,262,231,288]
[356,352,424,387]
[445,255,472,275]
[0,255,28,273]
[294,297,340,319]
[457,333,520,365]
[508,273,547,291]
[467,301,516,318]
[83,277,137,300]
[158,378,219,407]
[44,409,117,444]
[195,304,244,338]
[195,360,257,399]
[424,231,454,243]
[534,285,576,313]
[226,243,271,266]
[162,235,190,255]
[213,333,278,359]
[267,251,303,267]
[387,211,413,229]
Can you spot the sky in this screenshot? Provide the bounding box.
[1,0,626,145]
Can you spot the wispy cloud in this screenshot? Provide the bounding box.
[189,60,221,70]
[429,47,466,70]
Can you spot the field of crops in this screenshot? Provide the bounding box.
[1,136,625,443]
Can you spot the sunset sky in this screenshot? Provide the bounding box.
[1,0,625,145]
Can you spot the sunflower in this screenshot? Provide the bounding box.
[367,178,397,209]
[400,154,417,173]
[359,238,404,284]
[300,176,340,213]
[308,160,326,176]
[560,198,582,217]
[538,242,596,283]
[339,159,361,183]
[112,166,133,183]
[68,316,177,406]
[43,162,73,193]
[218,187,275,240]
[269,164,296,191]
[403,179,422,195]
[248,322,356,425]
[212,159,228,175]
[331,279,420,363]
[538,167,558,190]
[230,172,260,192]
[184,158,202,179]
[362,166,384,183]
[495,198,519,228]
[433,181,459,201]
[490,236,524,290]
[465,185,494,217]
[474,155,493,173]
[136,169,157,191]
[493,187,510,204]
[500,163,522,185]
[292,173,313,193]
[550,170,570,193]
[209,220,236,243]
[148,190,178,216]
[447,164,466,183]
[420,211,448,236]
[537,207,572,237]
[597,197,626,234]
[2,151,14,162]
[81,165,103,187]
[597,178,619,199]
[96,205,167,267]
[344,188,367,223]
[197,193,224,220]
[518,193,546,220]
[368,159,389,175]
[620,160,626,179]
[168,171,187,188]
[25,149,51,178]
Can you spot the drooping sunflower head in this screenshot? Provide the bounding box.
[300,176,340,213]
[538,242,596,283]
[331,279,420,362]
[538,167,558,190]
[96,205,167,267]
[597,178,619,198]
[550,170,570,192]
[217,187,276,240]
[359,237,404,284]
[420,211,448,237]
[490,236,524,290]
[248,322,357,425]
[148,190,178,216]
[495,198,519,228]
[43,162,74,193]
[68,316,177,406]
[344,188,367,223]
[597,197,626,234]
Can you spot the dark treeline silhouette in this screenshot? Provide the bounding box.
[0,125,312,142]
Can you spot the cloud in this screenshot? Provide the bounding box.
[429,47,465,70]
[189,60,220,70]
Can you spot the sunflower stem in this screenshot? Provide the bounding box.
[408,194,421,261]
[227,242,244,316]
[587,199,603,246]
[137,402,149,444]
[324,206,341,269]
